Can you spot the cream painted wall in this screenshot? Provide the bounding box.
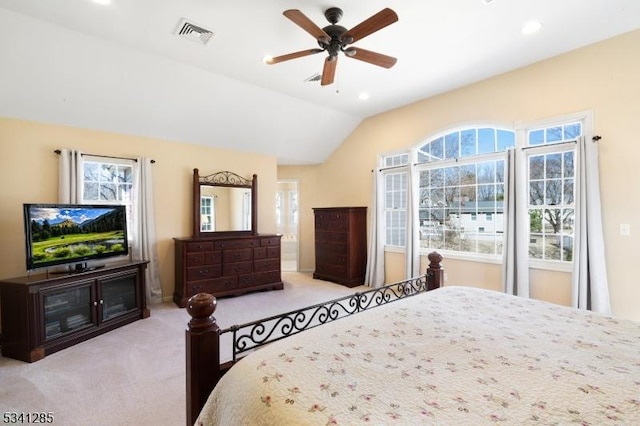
[0,118,278,302]
[279,29,640,321]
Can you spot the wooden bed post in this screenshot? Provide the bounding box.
[186,293,220,426]
[427,251,444,291]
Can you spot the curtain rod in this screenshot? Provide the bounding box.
[520,135,601,152]
[54,150,155,163]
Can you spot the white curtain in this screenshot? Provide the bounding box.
[131,157,163,304]
[405,165,420,279]
[58,149,84,203]
[502,148,530,297]
[364,170,385,287]
[572,137,611,314]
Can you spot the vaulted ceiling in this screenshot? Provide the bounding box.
[1,0,639,164]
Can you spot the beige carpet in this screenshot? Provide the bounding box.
[0,272,366,426]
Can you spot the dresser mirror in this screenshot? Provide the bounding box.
[192,168,258,237]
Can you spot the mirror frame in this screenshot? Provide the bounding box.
[192,168,258,238]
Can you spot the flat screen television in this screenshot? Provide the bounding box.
[24,203,129,272]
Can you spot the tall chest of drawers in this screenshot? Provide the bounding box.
[173,234,282,307]
[313,207,367,287]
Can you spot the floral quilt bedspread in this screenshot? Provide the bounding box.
[196,286,640,425]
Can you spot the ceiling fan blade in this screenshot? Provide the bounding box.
[283,9,330,43]
[345,47,397,68]
[342,8,398,44]
[266,49,323,64]
[321,56,337,86]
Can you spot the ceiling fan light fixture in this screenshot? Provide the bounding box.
[344,48,356,57]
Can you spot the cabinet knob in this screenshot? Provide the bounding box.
[93,301,98,307]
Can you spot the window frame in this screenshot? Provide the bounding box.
[81,155,136,244]
[517,110,592,272]
[380,112,592,270]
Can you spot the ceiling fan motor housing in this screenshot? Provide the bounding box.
[320,24,349,59]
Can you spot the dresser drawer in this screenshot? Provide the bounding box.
[215,239,260,250]
[316,231,348,243]
[186,264,222,281]
[316,253,348,266]
[254,247,267,259]
[185,241,214,253]
[316,242,347,255]
[223,261,253,276]
[314,262,347,277]
[260,237,281,247]
[223,248,252,263]
[266,246,280,258]
[186,251,221,267]
[239,271,281,288]
[188,277,238,294]
[254,258,280,272]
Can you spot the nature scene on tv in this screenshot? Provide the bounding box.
[28,206,127,266]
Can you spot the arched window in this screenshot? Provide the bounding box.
[382,126,515,257]
[416,126,515,256]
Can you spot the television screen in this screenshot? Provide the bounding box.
[24,203,129,271]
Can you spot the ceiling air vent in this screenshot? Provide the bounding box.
[175,18,215,45]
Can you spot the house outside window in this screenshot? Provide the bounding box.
[416,127,513,256]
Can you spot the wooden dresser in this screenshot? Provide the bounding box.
[173,234,282,307]
[313,207,367,287]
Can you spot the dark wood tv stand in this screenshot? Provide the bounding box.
[0,260,149,362]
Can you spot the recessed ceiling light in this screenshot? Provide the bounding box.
[92,0,112,5]
[521,20,542,35]
[358,92,370,101]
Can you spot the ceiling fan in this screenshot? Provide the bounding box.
[266,7,398,86]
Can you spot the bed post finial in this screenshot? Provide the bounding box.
[426,251,444,291]
[186,293,220,426]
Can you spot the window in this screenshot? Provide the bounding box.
[200,196,214,231]
[385,172,408,247]
[82,157,134,240]
[415,127,513,256]
[381,152,410,247]
[381,115,587,267]
[525,122,580,262]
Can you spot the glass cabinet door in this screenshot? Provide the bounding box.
[100,273,138,322]
[42,284,93,341]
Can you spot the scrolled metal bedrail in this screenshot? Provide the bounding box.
[222,272,431,362]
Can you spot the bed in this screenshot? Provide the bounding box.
[185,253,640,425]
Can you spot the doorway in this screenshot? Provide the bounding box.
[276,180,299,271]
